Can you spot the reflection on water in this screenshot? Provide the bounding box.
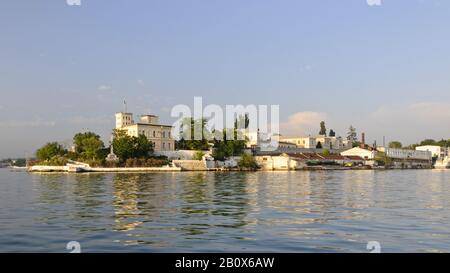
[0,169,449,252]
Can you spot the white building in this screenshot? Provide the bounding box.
[255,154,306,170]
[281,136,317,149]
[378,147,431,161]
[416,145,448,158]
[341,147,377,160]
[244,130,281,151]
[115,112,175,152]
[281,135,351,150]
[277,141,298,150]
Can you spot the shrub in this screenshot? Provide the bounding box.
[36,142,65,161]
[124,157,169,168]
[36,156,68,166]
[192,151,205,161]
[238,154,259,171]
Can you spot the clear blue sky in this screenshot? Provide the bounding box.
[1,0,450,158]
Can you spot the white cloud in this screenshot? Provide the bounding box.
[367,0,382,6]
[97,85,112,91]
[137,79,145,86]
[368,101,450,143]
[299,64,313,73]
[280,111,327,137]
[407,102,450,122]
[371,102,450,124]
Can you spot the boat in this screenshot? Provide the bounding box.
[434,156,450,169]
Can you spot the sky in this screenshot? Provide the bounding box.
[1,0,450,158]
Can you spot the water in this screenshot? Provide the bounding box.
[0,168,449,253]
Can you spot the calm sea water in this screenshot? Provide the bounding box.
[0,168,449,253]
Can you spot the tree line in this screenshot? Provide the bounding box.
[34,130,166,167]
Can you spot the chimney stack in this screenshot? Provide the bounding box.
[360,132,366,149]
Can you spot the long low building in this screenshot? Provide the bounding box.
[255,153,365,170]
[341,146,432,168]
[415,145,448,158]
[377,147,431,161]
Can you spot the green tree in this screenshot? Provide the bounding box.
[319,121,327,136]
[212,128,247,161]
[347,125,360,147]
[36,142,65,161]
[409,138,450,148]
[112,130,154,161]
[322,149,330,156]
[352,141,362,148]
[388,141,402,149]
[329,129,336,137]
[419,139,436,146]
[436,139,450,147]
[347,125,357,142]
[73,132,105,160]
[112,130,134,160]
[133,134,154,158]
[177,117,210,150]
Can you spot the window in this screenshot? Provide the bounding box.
[163,143,165,149]
[162,132,166,138]
[153,131,155,137]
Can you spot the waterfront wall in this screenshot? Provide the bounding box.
[155,150,212,160]
[172,160,208,171]
[29,165,181,173]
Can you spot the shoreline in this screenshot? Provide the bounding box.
[28,164,182,173]
[25,165,439,173]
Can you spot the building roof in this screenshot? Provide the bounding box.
[141,114,159,117]
[135,123,173,128]
[344,155,365,161]
[278,141,297,145]
[122,123,173,128]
